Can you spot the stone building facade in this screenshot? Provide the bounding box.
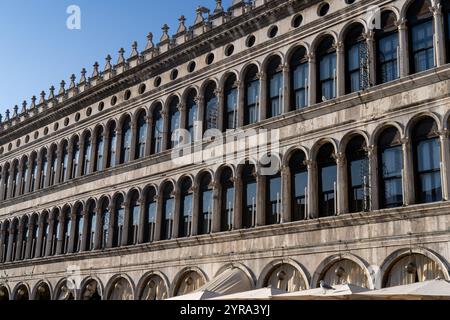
[0,0,449,300]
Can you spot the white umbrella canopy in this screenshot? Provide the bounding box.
[166,290,220,300]
[270,283,369,300]
[354,279,450,300]
[210,288,286,300]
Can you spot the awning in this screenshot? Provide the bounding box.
[211,287,286,300]
[271,283,369,300]
[354,279,450,300]
[196,267,253,295]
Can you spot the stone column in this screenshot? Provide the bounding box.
[308,53,316,106]
[397,19,409,77]
[55,215,65,255]
[335,152,347,215]
[258,72,267,121]
[212,182,221,233]
[281,165,291,223]
[402,138,415,205]
[54,143,63,185]
[67,210,77,254]
[237,80,245,127]
[17,162,24,196]
[154,195,163,241]
[215,89,225,132]
[44,153,53,188]
[121,201,131,246]
[66,144,74,180]
[25,157,34,192]
[178,103,187,135]
[233,176,243,229]
[89,134,97,173]
[107,202,116,248]
[172,190,181,238]
[102,129,110,169]
[145,116,153,156]
[45,215,55,256]
[439,130,450,201]
[76,138,85,177]
[15,220,24,261]
[195,96,205,139]
[130,123,138,161]
[256,174,266,226]
[282,64,290,113]
[191,185,200,236]
[6,164,15,199]
[431,2,446,67]
[335,41,345,97]
[368,145,380,210]
[365,31,376,87]
[115,128,123,165]
[0,228,5,262]
[5,225,15,262]
[161,110,169,151]
[138,197,147,243]
[80,208,90,252]
[306,160,318,219]
[93,205,103,250]
[34,218,44,258]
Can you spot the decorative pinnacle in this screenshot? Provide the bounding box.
[39,91,46,104]
[177,15,187,33]
[80,68,87,83]
[13,105,18,117]
[59,80,66,95]
[21,101,27,113]
[214,0,224,13]
[5,109,10,121]
[69,74,76,89]
[145,32,154,50]
[30,96,37,108]
[105,55,112,71]
[130,41,138,58]
[160,24,170,41]
[117,48,125,64]
[92,62,99,77]
[48,86,55,99]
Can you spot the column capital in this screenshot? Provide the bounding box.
[234,80,242,88]
[256,71,265,80]
[303,159,317,169]
[395,18,407,29]
[439,129,449,138]
[333,41,344,52]
[430,2,442,16]
[401,137,410,146]
[363,30,375,42]
[364,144,376,157]
[194,96,204,104]
[177,103,187,112]
[333,152,346,166]
[307,52,316,63]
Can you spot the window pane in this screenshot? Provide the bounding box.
[419,171,442,203]
[417,139,440,172]
[266,176,281,225]
[412,21,434,72]
[243,181,257,228]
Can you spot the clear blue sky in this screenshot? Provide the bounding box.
[0,0,233,115]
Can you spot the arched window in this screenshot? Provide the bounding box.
[62,207,71,254]
[242,164,257,228]
[289,150,308,221]
[60,141,69,183]
[185,90,198,143]
[19,157,28,195]
[179,178,193,238]
[120,117,132,164]
[198,173,213,235]
[86,201,96,251]
[265,168,281,226]
[244,65,260,125]
[39,212,49,257]
[144,187,157,243]
[39,149,48,189]
[73,204,84,252]
[100,198,110,249]
[30,156,38,192]
[346,136,369,213]
[376,11,399,84]
[135,111,147,159]
[407,0,434,74]
[107,122,117,168]
[167,97,181,149]
[128,190,140,245]
[378,127,403,208]
[19,216,29,260]
[224,74,238,130]
[2,163,9,200]
[70,137,80,179]
[11,161,19,198]
[345,24,366,93]
[50,210,59,256]
[1,221,9,262]
[203,82,218,132]
[112,194,125,248]
[9,220,18,261]
[30,214,39,258]
[220,168,234,232]
[161,183,175,240]
[412,118,442,203]
[290,47,309,110]
[317,144,337,217]
[94,127,104,172]
[151,104,164,154]
[82,132,92,175]
[316,36,337,102]
[266,56,283,118]
[49,146,58,186]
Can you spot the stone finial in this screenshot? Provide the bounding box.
[39,91,46,104]
[5,109,10,121]
[145,32,154,50]
[92,62,100,77]
[194,6,209,24]
[160,24,170,42]
[80,68,87,83]
[48,85,55,99]
[21,101,27,113]
[30,95,37,109]
[13,105,18,117]
[59,80,66,95]
[214,0,224,13]
[69,74,76,89]
[117,48,125,64]
[130,41,138,58]
[177,15,187,33]
[104,55,112,71]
